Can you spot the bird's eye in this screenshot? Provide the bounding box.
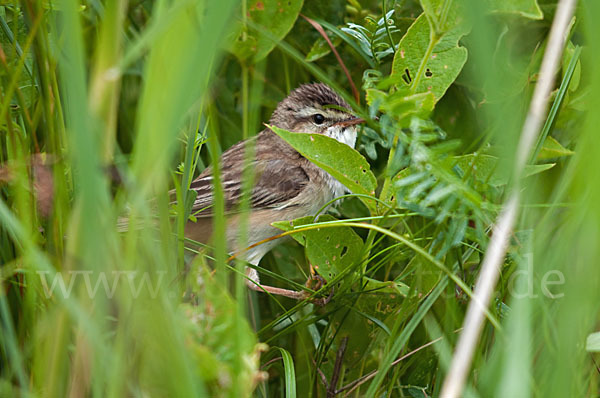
[313,114,325,124]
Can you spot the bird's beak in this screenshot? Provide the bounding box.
[335,117,366,128]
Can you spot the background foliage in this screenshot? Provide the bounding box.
[0,0,599,397]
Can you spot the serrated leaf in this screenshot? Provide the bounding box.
[273,215,363,281]
[269,125,377,211]
[391,13,468,102]
[537,136,574,160]
[229,0,304,62]
[487,0,543,19]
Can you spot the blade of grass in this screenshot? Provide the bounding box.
[531,45,581,161]
[278,347,297,398]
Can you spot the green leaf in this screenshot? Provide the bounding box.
[420,0,464,33]
[452,154,555,187]
[184,189,198,221]
[586,332,600,353]
[524,164,555,178]
[391,13,468,102]
[277,348,297,398]
[305,36,341,62]
[363,277,410,297]
[487,0,543,20]
[366,88,435,123]
[269,124,378,211]
[229,0,304,62]
[273,215,364,281]
[536,136,574,160]
[562,41,581,92]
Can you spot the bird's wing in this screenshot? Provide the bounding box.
[188,157,309,217]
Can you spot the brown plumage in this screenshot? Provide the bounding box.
[182,83,363,298]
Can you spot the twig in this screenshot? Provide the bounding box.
[260,356,283,369]
[439,0,577,397]
[313,337,350,397]
[590,355,600,375]
[328,337,349,397]
[301,14,360,105]
[315,362,330,390]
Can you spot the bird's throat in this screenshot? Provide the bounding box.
[325,125,357,148]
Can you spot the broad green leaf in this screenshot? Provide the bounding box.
[586,332,600,352]
[273,215,363,281]
[391,13,468,102]
[420,0,463,33]
[230,0,304,62]
[269,125,377,210]
[453,154,555,186]
[487,0,543,19]
[536,136,574,160]
[305,36,341,62]
[366,88,434,123]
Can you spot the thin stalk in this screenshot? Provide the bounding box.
[382,0,396,54]
[440,0,577,396]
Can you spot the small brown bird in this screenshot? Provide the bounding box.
[184,83,363,299]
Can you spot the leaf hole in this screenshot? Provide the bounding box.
[425,68,433,78]
[402,68,412,84]
[340,246,348,257]
[326,236,330,241]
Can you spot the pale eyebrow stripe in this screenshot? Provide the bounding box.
[296,107,348,121]
[296,106,323,117]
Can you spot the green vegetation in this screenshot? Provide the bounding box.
[0,0,598,396]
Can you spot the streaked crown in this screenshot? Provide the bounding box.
[269,83,354,134]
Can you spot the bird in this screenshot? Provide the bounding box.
[182,83,364,300]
